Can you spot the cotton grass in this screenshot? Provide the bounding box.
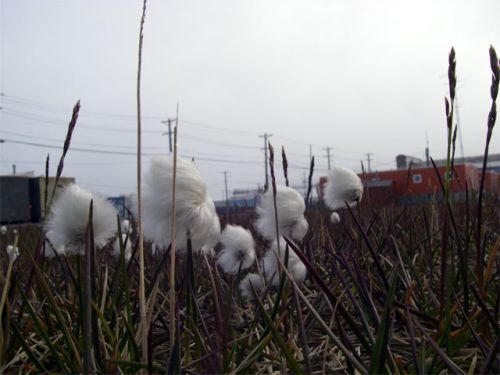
[324,166,363,210]
[261,238,307,286]
[255,185,308,241]
[239,273,264,299]
[121,219,131,234]
[6,245,19,261]
[45,184,118,255]
[112,234,133,261]
[140,156,220,252]
[217,225,256,275]
[45,231,66,257]
[330,212,341,224]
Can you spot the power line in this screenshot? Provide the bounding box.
[1,94,384,162]
[1,108,263,150]
[0,130,281,162]
[2,94,260,134]
[0,159,135,166]
[0,138,263,165]
[1,108,163,133]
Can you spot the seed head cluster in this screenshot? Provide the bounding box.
[45,184,118,255]
[41,155,362,301]
[140,156,220,253]
[324,166,363,210]
[255,185,308,241]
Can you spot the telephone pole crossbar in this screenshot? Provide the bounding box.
[161,118,177,153]
[365,153,373,173]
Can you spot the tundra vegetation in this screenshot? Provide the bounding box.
[0,31,498,375]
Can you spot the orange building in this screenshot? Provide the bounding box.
[319,163,499,206]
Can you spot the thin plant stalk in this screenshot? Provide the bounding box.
[169,106,179,355]
[444,47,456,201]
[136,0,148,363]
[281,146,289,187]
[49,100,80,207]
[83,200,94,374]
[476,45,498,288]
[268,142,280,250]
[305,156,314,211]
[274,251,368,374]
[44,154,49,219]
[0,233,19,360]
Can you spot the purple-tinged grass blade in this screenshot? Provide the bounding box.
[345,203,390,290]
[83,200,94,374]
[283,236,371,352]
[413,319,466,375]
[369,274,397,374]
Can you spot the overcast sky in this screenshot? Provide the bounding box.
[1,0,499,200]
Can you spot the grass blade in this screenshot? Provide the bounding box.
[251,285,304,375]
[369,274,397,374]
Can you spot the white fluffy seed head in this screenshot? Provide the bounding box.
[216,225,256,275]
[0,226,7,235]
[6,245,19,261]
[260,238,307,286]
[121,219,131,234]
[45,184,118,255]
[324,166,363,210]
[45,230,67,258]
[151,243,158,256]
[330,212,341,224]
[255,186,308,241]
[140,156,220,253]
[112,234,132,261]
[239,273,264,299]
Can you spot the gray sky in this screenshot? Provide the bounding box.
[1,0,499,200]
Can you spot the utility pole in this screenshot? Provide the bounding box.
[259,133,273,191]
[455,92,465,161]
[323,146,333,170]
[425,132,430,166]
[222,171,229,203]
[161,118,177,153]
[365,153,372,173]
[222,171,230,221]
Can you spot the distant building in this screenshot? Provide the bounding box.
[0,175,75,224]
[396,154,425,169]
[214,188,261,215]
[319,154,499,207]
[107,195,134,219]
[433,153,500,173]
[396,153,500,173]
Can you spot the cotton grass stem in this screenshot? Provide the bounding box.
[169,106,179,356]
[0,233,19,359]
[476,45,498,288]
[268,142,280,250]
[83,201,94,374]
[136,0,148,363]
